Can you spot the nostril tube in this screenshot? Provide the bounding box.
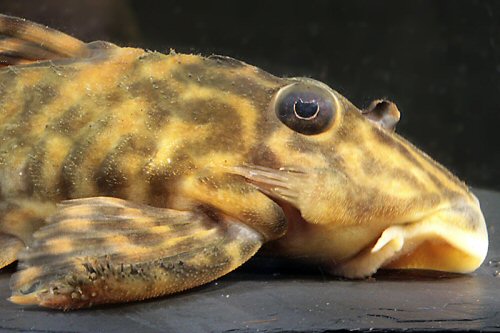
[362,99,401,131]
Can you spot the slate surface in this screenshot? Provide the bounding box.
[0,188,498,333]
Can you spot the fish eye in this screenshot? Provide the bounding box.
[274,82,337,135]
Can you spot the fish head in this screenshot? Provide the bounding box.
[240,77,488,277]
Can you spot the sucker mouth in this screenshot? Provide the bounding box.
[333,200,489,278]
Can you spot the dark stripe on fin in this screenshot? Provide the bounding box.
[0,53,33,66]
[9,197,263,309]
[0,14,90,66]
[0,37,61,60]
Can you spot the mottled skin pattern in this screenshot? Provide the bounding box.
[0,15,488,309]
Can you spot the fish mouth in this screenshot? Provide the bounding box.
[333,197,489,278]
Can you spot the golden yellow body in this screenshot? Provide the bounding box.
[0,15,488,309]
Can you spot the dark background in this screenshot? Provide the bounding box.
[2,0,499,190]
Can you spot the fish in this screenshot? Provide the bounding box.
[0,14,488,310]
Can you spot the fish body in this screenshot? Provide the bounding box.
[0,15,488,309]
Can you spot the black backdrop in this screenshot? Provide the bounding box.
[2,0,499,190]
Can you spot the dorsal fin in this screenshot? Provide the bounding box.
[0,14,91,67]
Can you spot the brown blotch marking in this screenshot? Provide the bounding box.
[371,127,448,191]
[251,103,282,147]
[104,90,124,105]
[20,83,58,119]
[355,187,441,223]
[188,102,244,155]
[327,109,437,195]
[120,133,156,157]
[23,240,107,269]
[59,152,84,198]
[175,98,235,125]
[390,166,428,192]
[124,231,166,248]
[145,236,207,261]
[95,134,155,199]
[170,59,281,114]
[50,105,90,136]
[448,200,482,230]
[48,86,126,137]
[59,117,111,198]
[286,133,322,154]
[146,170,173,208]
[226,76,280,112]
[246,144,281,169]
[334,110,365,147]
[2,77,66,150]
[358,148,384,176]
[22,141,46,197]
[394,132,468,197]
[378,165,428,192]
[95,156,127,198]
[128,79,176,130]
[371,127,422,166]
[169,56,285,150]
[355,146,426,191]
[0,70,30,127]
[146,152,194,207]
[95,135,132,197]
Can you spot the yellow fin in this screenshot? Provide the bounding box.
[230,165,305,205]
[10,197,263,309]
[0,14,90,66]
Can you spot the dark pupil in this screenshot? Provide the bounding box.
[294,99,319,119]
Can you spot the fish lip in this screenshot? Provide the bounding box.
[386,198,488,271]
[328,198,489,278]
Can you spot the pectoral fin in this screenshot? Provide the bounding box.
[230,165,305,204]
[9,197,263,309]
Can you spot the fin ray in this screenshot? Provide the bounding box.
[10,197,263,309]
[231,165,304,203]
[0,14,90,66]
